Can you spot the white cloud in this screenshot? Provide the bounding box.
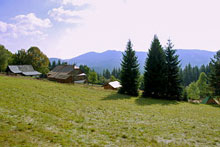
[61,0,92,6]
[14,13,52,29]
[0,13,52,39]
[3,0,220,58]
[44,0,220,58]
[0,21,8,32]
[48,6,87,24]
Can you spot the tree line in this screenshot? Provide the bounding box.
[118,35,220,101]
[2,37,220,101]
[0,45,49,74]
[79,65,121,85]
[180,64,210,86]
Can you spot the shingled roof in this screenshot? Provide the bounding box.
[7,65,41,76]
[48,65,76,80]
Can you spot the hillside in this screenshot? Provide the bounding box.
[0,75,220,146]
[50,49,215,73]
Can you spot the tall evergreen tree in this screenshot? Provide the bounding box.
[58,60,61,65]
[52,61,56,69]
[143,35,166,98]
[119,40,140,96]
[209,50,220,96]
[200,65,206,73]
[165,39,182,100]
[103,69,111,79]
[49,62,52,70]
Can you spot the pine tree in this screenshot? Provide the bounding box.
[51,61,56,69]
[119,40,140,96]
[103,69,111,79]
[165,39,182,100]
[111,68,117,79]
[49,62,52,70]
[209,50,220,96]
[58,60,61,65]
[200,65,206,73]
[143,35,166,98]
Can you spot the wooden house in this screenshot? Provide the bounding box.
[104,81,122,90]
[6,65,41,77]
[47,65,86,83]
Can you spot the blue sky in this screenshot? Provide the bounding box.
[1,0,220,59]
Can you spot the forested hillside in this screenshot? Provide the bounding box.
[50,49,215,73]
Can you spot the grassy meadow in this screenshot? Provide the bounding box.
[0,75,220,146]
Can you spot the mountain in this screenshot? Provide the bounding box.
[50,49,216,73]
[49,58,61,63]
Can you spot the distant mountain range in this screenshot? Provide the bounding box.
[50,49,216,73]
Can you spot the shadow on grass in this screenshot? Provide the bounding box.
[135,97,179,106]
[191,102,220,108]
[207,104,220,108]
[102,93,132,100]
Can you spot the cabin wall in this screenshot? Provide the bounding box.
[104,84,116,90]
[75,76,86,81]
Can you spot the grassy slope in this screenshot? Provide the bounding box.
[0,75,219,146]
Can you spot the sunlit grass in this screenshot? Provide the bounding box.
[0,75,219,146]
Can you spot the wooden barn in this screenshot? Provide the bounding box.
[6,65,41,77]
[47,65,86,83]
[104,81,122,90]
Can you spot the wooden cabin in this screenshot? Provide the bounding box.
[47,65,86,83]
[104,81,122,90]
[6,65,41,77]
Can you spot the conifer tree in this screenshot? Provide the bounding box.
[58,60,61,65]
[209,50,220,96]
[119,40,140,96]
[52,61,56,69]
[165,39,182,100]
[143,35,166,98]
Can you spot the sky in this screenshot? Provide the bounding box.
[0,0,220,59]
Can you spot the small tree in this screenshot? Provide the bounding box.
[119,40,140,96]
[209,50,220,96]
[196,72,209,98]
[110,75,117,82]
[88,71,98,84]
[182,87,188,101]
[186,82,200,100]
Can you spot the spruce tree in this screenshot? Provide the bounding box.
[119,40,140,96]
[165,39,182,100]
[209,50,220,96]
[143,35,166,98]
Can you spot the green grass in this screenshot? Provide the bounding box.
[0,75,220,146]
